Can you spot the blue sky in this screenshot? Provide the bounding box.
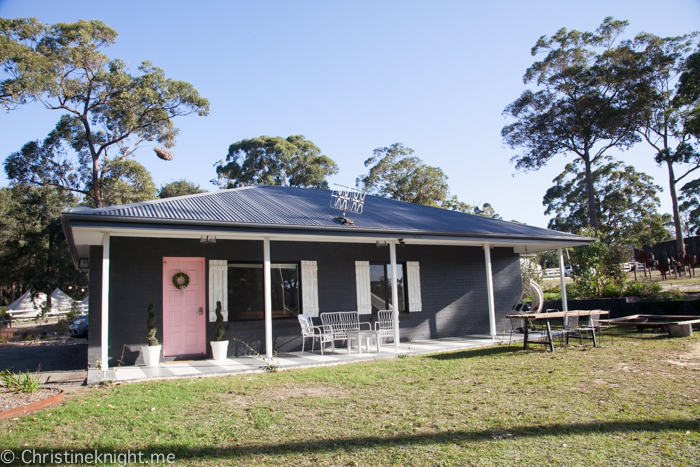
[1,0,699,228]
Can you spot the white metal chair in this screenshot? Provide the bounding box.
[298,314,334,355]
[374,310,395,345]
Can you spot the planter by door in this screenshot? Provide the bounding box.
[163,257,206,357]
[142,345,162,367]
[210,340,229,361]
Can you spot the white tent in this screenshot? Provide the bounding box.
[49,288,75,317]
[5,290,47,319]
[78,295,89,314]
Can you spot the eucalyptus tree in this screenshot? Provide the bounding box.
[502,17,648,230]
[357,143,449,207]
[1,18,210,207]
[214,135,338,189]
[632,32,700,256]
[442,196,502,219]
[158,179,207,199]
[0,17,50,110]
[543,156,666,247]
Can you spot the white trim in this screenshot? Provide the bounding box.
[208,260,228,321]
[100,232,110,370]
[558,248,568,312]
[483,243,496,338]
[355,261,371,314]
[390,241,400,351]
[263,237,273,361]
[68,225,591,259]
[406,261,422,312]
[301,260,319,317]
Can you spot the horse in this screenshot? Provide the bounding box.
[633,250,655,279]
[680,253,697,278]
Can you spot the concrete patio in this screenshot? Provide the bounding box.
[89,335,510,385]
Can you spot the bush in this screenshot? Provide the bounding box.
[213,301,225,341]
[660,288,683,301]
[146,303,158,346]
[601,282,623,298]
[0,369,40,393]
[624,281,663,298]
[54,319,70,336]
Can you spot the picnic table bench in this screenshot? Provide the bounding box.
[601,314,700,337]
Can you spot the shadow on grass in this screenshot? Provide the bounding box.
[426,345,518,360]
[10,418,700,461]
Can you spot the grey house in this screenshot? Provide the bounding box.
[60,185,591,370]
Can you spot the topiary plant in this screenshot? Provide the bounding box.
[213,300,225,341]
[146,303,158,346]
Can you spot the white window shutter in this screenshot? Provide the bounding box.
[406,261,422,312]
[355,261,372,314]
[301,260,319,317]
[208,260,228,322]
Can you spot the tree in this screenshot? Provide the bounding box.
[91,158,156,207]
[214,135,338,189]
[543,156,666,247]
[356,143,449,207]
[632,32,700,256]
[158,179,207,199]
[0,17,51,110]
[1,18,210,207]
[502,17,648,230]
[0,185,86,305]
[442,196,502,219]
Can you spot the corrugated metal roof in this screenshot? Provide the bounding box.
[64,185,584,240]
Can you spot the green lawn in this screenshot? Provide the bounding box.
[3,330,700,466]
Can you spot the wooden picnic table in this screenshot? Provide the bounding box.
[505,310,610,352]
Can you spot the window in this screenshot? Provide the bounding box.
[369,263,406,314]
[228,263,299,320]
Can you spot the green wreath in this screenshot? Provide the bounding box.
[172,272,190,290]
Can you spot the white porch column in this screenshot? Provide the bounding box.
[483,243,496,338]
[263,237,273,361]
[558,247,568,312]
[100,232,110,370]
[389,240,400,351]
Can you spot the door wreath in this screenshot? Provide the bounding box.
[172,272,190,292]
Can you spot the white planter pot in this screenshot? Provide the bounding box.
[142,345,162,367]
[210,340,229,361]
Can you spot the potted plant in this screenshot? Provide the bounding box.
[210,301,228,361]
[142,304,161,367]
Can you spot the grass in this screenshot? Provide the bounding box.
[3,329,700,466]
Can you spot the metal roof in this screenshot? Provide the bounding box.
[61,185,586,241]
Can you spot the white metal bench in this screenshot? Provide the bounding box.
[320,311,372,348]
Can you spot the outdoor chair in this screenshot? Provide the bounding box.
[558,312,583,350]
[374,310,395,345]
[298,313,334,355]
[508,279,545,346]
[577,311,608,348]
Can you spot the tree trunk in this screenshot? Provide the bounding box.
[92,156,102,208]
[667,160,686,258]
[9,281,15,304]
[583,154,599,230]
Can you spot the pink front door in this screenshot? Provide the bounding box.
[163,257,206,356]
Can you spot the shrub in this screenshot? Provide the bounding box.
[54,319,70,335]
[660,288,683,301]
[624,281,663,297]
[601,282,623,298]
[213,301,225,341]
[146,303,158,346]
[0,369,40,393]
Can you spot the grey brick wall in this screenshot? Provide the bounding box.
[88,238,522,365]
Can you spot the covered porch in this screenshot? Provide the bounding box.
[93,334,509,385]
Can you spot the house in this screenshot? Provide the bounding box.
[60,185,592,370]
